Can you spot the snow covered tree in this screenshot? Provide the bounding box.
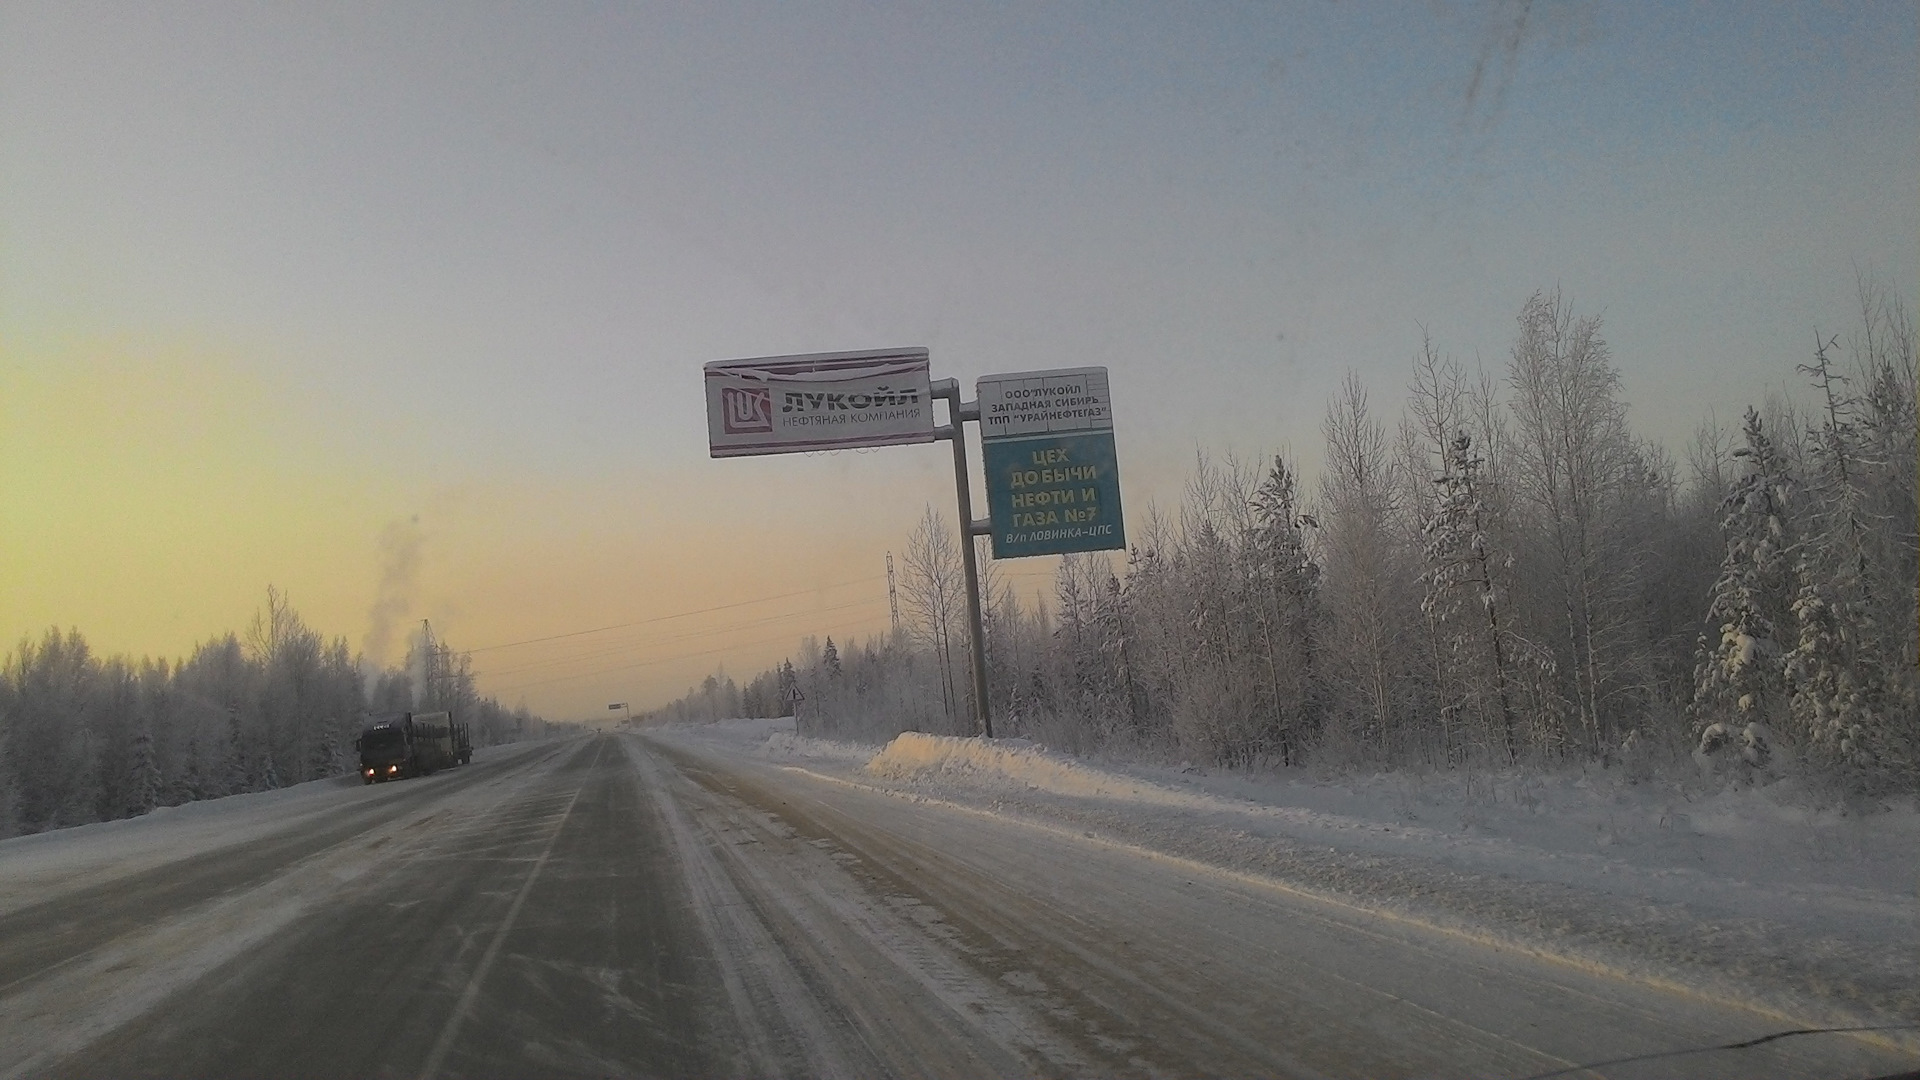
[124,701,160,817]
[1782,327,1916,783]
[1505,289,1646,758]
[778,659,801,716]
[901,506,966,731]
[1247,453,1321,764]
[1423,431,1520,762]
[1318,374,1418,761]
[1048,551,1127,738]
[0,720,17,838]
[1848,285,1919,672]
[3,628,102,832]
[1095,569,1146,739]
[1691,408,1798,749]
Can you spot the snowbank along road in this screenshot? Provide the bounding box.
[0,731,1912,1078]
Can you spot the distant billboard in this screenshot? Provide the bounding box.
[705,348,936,457]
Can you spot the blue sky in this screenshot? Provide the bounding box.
[3,1,1915,716]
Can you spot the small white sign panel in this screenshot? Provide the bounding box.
[976,366,1113,440]
[705,348,935,457]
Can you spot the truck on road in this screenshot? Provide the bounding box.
[356,711,472,783]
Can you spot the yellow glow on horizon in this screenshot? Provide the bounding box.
[1,334,929,718]
[1,335,401,664]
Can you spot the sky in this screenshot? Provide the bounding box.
[3,1,1915,720]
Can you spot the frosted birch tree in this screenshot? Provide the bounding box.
[900,505,966,732]
[1317,374,1417,760]
[1505,290,1644,757]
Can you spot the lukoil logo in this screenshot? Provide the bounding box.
[721,387,773,433]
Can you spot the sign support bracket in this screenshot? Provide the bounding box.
[933,378,994,739]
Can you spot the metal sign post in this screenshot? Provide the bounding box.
[933,379,994,739]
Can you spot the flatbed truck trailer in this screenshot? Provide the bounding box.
[355,711,471,783]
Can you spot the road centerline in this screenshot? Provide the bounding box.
[414,744,598,1080]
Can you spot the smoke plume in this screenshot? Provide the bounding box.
[363,517,422,667]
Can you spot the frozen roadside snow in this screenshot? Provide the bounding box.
[0,742,541,918]
[653,715,884,768]
[647,719,1920,1037]
[867,732,1225,811]
[0,776,363,918]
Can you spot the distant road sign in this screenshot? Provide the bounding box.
[977,367,1125,558]
[705,348,935,457]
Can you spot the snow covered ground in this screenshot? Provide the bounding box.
[0,741,547,919]
[653,717,1920,1039]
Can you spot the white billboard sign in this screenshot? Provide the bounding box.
[705,348,935,458]
[976,366,1112,439]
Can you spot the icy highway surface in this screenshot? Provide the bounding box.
[0,732,1913,1079]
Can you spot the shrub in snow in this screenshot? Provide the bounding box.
[1693,720,1776,785]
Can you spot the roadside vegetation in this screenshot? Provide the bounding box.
[0,591,547,837]
[655,280,1918,801]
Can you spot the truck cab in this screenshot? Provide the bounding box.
[355,716,413,783]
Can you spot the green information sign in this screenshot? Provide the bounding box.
[981,430,1125,558]
[978,366,1125,559]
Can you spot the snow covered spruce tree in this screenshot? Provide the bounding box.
[1421,430,1521,763]
[1404,339,1529,764]
[1690,408,1798,769]
[1779,309,1919,787]
[1246,453,1322,765]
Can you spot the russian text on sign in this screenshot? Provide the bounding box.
[705,348,935,457]
[975,367,1113,438]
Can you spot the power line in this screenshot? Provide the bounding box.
[486,612,889,694]
[465,573,887,653]
[474,596,887,679]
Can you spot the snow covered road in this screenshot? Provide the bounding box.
[0,731,1912,1078]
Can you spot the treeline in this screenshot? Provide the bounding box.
[670,282,1917,794]
[0,588,548,837]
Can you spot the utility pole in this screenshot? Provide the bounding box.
[419,619,436,710]
[419,619,464,721]
[886,552,901,638]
